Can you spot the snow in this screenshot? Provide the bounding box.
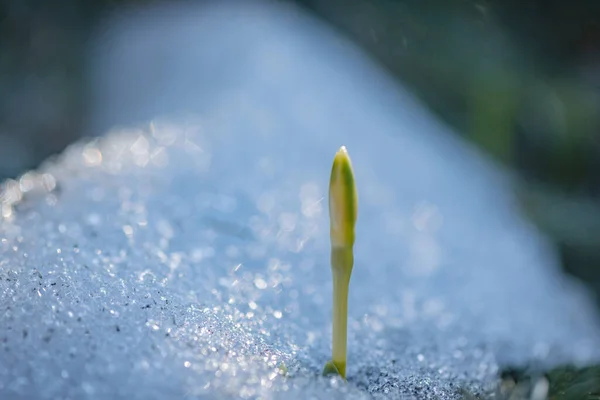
[1,1,600,399]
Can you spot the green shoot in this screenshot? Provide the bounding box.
[322,146,358,381]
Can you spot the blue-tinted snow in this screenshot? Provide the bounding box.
[1,1,600,399]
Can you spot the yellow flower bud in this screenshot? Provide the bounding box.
[329,146,358,249]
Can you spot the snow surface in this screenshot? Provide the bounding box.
[2,1,600,399]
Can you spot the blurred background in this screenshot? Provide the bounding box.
[1,0,600,312]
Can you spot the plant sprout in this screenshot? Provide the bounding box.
[322,146,358,380]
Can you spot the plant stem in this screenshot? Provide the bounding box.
[331,246,353,379]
